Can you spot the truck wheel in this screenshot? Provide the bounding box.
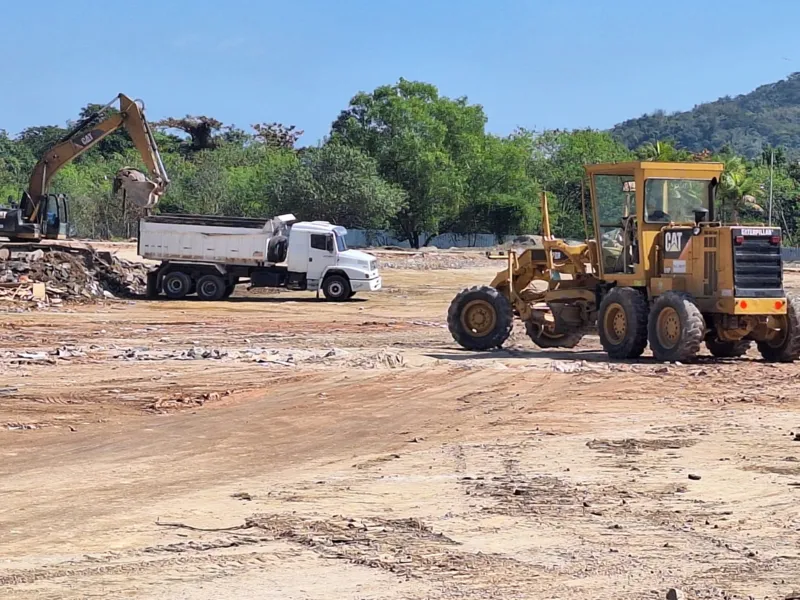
[196,274,226,301]
[322,275,351,301]
[221,283,236,299]
[163,271,192,299]
[598,287,649,359]
[146,271,159,299]
[648,291,705,362]
[525,320,584,348]
[757,294,800,362]
[705,336,751,358]
[447,285,513,350]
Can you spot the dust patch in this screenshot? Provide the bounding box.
[587,437,698,455]
[246,514,543,594]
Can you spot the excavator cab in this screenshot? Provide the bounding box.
[42,194,70,239]
[4,192,70,241]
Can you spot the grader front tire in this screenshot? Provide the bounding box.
[598,287,649,359]
[648,292,705,362]
[757,294,800,363]
[447,286,513,350]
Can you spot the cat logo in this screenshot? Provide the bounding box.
[665,231,683,253]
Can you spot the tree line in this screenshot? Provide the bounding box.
[2,78,800,246]
[611,72,800,159]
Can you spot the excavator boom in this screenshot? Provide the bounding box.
[15,93,169,233]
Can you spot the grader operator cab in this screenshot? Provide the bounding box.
[447,161,800,362]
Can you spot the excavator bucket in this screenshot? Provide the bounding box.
[114,168,162,209]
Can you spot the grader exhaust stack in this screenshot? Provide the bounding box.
[447,161,800,363]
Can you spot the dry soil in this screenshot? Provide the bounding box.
[1,249,800,600]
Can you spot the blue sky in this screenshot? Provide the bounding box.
[2,0,798,143]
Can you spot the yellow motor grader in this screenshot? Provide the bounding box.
[447,161,800,362]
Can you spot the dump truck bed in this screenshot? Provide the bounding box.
[137,213,293,267]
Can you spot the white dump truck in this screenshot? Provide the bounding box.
[138,213,381,301]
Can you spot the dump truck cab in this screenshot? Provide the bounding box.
[447,160,800,363]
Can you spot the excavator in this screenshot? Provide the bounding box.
[0,93,169,247]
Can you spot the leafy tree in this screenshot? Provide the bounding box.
[331,79,487,247]
[718,156,764,222]
[8,75,800,248]
[270,142,405,229]
[16,125,67,158]
[527,129,633,238]
[155,116,226,152]
[454,134,538,241]
[0,130,32,201]
[74,103,132,158]
[252,123,303,149]
[760,143,787,168]
[635,140,692,162]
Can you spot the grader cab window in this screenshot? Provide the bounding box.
[645,179,712,223]
[594,174,637,274]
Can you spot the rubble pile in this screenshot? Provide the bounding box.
[0,247,149,306]
[109,345,406,369]
[376,251,493,270]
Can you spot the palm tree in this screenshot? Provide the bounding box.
[636,140,691,162]
[719,157,763,222]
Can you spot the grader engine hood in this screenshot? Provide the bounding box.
[658,224,785,309]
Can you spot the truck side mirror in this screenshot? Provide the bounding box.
[326,236,334,253]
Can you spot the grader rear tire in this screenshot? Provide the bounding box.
[598,287,649,359]
[525,320,584,349]
[757,294,800,362]
[448,286,513,350]
[648,292,705,362]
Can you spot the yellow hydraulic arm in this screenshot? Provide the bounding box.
[24,93,169,223]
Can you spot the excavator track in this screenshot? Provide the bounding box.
[0,241,107,262]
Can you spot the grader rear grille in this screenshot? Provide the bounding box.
[732,232,783,298]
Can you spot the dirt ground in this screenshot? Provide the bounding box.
[2,249,800,600]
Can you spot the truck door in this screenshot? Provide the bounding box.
[308,233,337,281]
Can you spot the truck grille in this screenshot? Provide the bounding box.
[732,231,783,297]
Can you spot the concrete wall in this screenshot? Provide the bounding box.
[345,230,501,249]
[783,247,800,262]
[346,229,800,261]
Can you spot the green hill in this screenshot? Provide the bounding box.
[611,73,800,157]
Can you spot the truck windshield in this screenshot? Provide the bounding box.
[336,234,347,252]
[645,179,712,223]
